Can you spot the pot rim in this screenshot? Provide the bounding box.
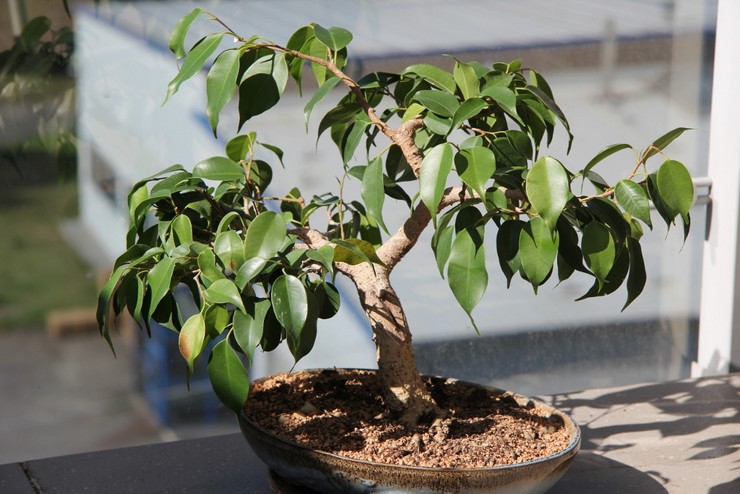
[240,368,581,473]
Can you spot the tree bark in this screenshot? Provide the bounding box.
[340,262,440,428]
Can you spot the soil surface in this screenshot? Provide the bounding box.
[245,369,573,469]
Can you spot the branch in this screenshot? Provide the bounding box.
[378,187,469,270]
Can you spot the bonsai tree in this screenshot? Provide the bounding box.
[97,10,694,428]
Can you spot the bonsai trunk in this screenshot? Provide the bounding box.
[341,263,441,428]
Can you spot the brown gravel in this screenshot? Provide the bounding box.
[244,369,573,469]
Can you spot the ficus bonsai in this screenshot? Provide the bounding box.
[97,9,694,429]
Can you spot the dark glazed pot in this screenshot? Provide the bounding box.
[239,369,580,494]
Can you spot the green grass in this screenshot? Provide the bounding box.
[0,180,98,330]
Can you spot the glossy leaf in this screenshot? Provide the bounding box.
[171,214,193,245]
[204,279,246,313]
[206,48,241,136]
[193,156,244,181]
[526,156,571,230]
[238,71,282,127]
[412,90,460,118]
[271,274,308,342]
[243,211,287,260]
[165,32,225,104]
[447,220,487,331]
[481,84,517,117]
[656,160,694,221]
[582,222,616,288]
[641,127,691,161]
[582,143,632,181]
[304,76,341,129]
[235,257,268,291]
[361,156,388,233]
[168,8,203,58]
[215,230,245,271]
[179,313,206,375]
[403,64,456,94]
[313,24,353,51]
[419,143,454,222]
[306,246,335,274]
[146,257,176,313]
[519,217,559,291]
[333,238,384,267]
[432,224,454,276]
[225,134,255,161]
[233,298,270,363]
[207,339,250,414]
[496,220,523,287]
[450,98,488,134]
[456,146,496,200]
[623,237,647,310]
[615,179,651,228]
[453,60,480,99]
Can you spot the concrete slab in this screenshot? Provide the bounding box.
[0,463,35,493]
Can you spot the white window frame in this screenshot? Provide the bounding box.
[695,0,740,376]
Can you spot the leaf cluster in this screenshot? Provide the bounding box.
[98,11,694,413]
[0,16,76,179]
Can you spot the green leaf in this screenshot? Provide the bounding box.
[168,8,204,58]
[496,220,524,287]
[313,24,353,51]
[456,146,496,200]
[582,143,633,181]
[519,217,559,291]
[238,72,282,127]
[582,222,616,288]
[147,257,176,313]
[178,313,206,375]
[164,32,226,104]
[333,238,384,267]
[243,211,287,260]
[419,143,454,222]
[235,257,268,291]
[225,134,255,161]
[447,220,487,332]
[233,298,270,363]
[207,339,250,414]
[193,156,244,181]
[215,230,245,271]
[271,274,308,341]
[432,224,454,277]
[623,237,647,310]
[304,77,341,129]
[656,160,694,221]
[204,279,246,313]
[204,304,229,337]
[361,156,388,233]
[402,64,457,94]
[450,98,488,133]
[453,60,480,99]
[412,90,460,118]
[286,25,315,91]
[306,246,335,273]
[615,179,652,229]
[206,48,241,136]
[526,156,571,230]
[341,116,370,164]
[481,84,517,117]
[312,282,341,319]
[641,127,691,161]
[171,214,193,245]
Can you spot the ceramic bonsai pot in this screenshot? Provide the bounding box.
[239,369,580,494]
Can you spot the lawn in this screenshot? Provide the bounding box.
[0,178,99,330]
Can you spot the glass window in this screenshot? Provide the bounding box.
[0,0,718,462]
